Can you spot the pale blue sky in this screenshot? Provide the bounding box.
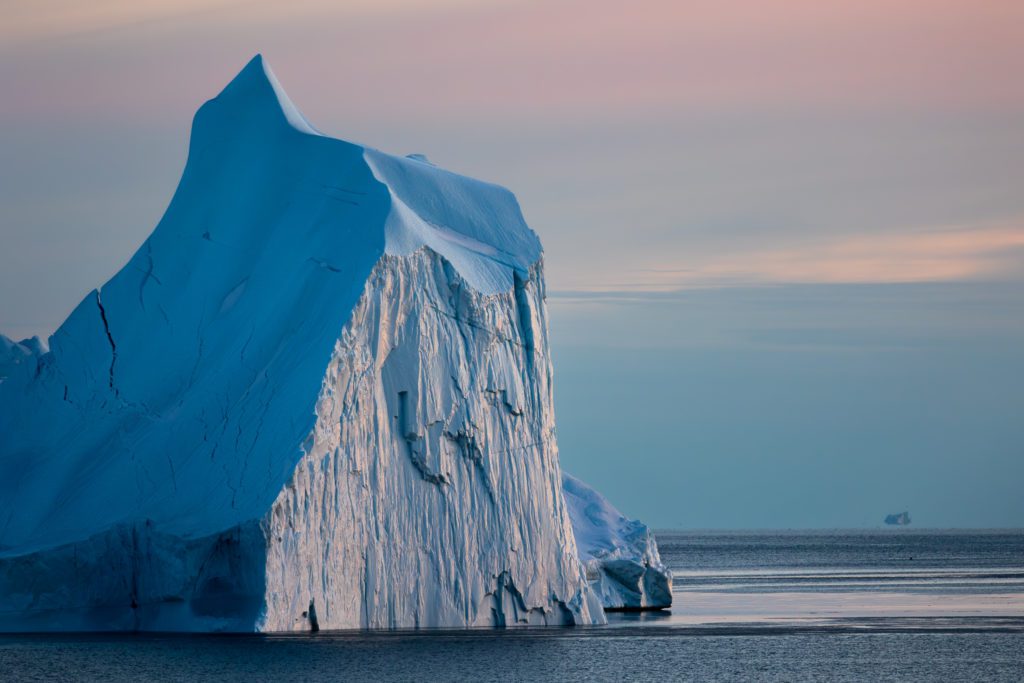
[2,0,1022,527]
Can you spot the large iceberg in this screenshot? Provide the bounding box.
[0,56,666,632]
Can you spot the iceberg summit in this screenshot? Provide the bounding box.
[0,56,670,632]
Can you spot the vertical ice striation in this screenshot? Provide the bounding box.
[0,55,623,631]
[262,254,599,629]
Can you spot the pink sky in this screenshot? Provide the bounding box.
[4,0,1023,122]
[1,0,1022,318]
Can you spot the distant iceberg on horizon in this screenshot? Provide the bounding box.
[0,55,669,632]
[884,511,912,526]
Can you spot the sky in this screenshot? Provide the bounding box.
[1,0,1022,528]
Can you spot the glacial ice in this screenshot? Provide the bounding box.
[0,55,663,631]
[563,474,673,610]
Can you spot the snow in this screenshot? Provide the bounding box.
[562,474,673,610]
[367,147,541,294]
[256,57,323,137]
[0,55,652,632]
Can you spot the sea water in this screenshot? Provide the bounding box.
[2,530,1022,681]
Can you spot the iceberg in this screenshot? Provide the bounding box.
[884,511,911,526]
[0,56,664,632]
[562,474,672,610]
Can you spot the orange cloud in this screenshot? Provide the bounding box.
[610,222,1024,291]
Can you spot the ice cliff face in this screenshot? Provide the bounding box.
[261,254,594,629]
[0,55,661,632]
[562,474,672,610]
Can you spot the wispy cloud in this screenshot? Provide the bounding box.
[562,220,1024,294]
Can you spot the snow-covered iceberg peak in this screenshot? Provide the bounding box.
[214,54,322,136]
[0,56,612,632]
[205,54,540,295]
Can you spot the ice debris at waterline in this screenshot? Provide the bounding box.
[0,56,668,632]
[562,475,672,610]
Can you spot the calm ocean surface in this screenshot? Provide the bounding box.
[2,529,1022,681]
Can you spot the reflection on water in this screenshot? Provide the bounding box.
[1,530,1022,681]
[654,529,1024,627]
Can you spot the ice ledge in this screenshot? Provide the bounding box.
[562,473,673,611]
[366,150,541,294]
